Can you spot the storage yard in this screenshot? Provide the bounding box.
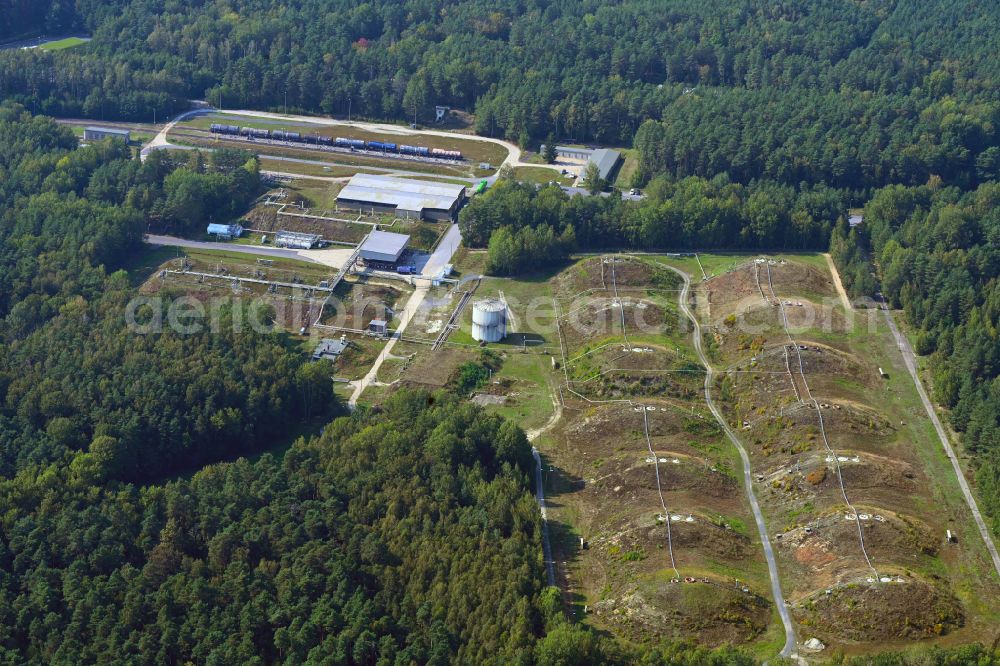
[346,251,1000,658]
[166,112,514,181]
[124,108,1000,660]
[209,122,466,162]
[134,214,1000,657]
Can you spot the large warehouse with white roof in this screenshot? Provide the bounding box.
[336,174,467,221]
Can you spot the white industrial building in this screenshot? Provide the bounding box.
[84,126,131,142]
[539,145,622,181]
[275,230,321,249]
[336,174,466,221]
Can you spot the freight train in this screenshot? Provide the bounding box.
[209,124,462,160]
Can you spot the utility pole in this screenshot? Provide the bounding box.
[347,96,352,122]
[284,90,287,116]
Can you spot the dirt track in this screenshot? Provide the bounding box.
[825,253,852,312]
[667,264,799,659]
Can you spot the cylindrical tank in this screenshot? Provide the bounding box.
[472,298,507,342]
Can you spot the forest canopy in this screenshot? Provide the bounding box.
[3,0,1000,193]
[2,0,1000,661]
[0,104,308,483]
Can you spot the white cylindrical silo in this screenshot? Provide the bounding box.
[472,298,507,342]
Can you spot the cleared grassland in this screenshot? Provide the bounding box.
[40,36,90,50]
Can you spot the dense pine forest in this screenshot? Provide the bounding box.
[0,106,298,482]
[1,0,1000,662]
[830,182,1000,533]
[2,0,1000,193]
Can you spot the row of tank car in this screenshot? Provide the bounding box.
[209,124,462,159]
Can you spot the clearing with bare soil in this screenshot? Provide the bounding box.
[694,254,1000,651]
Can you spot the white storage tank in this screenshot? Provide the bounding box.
[472,298,507,342]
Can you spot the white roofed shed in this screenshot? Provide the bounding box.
[337,174,466,220]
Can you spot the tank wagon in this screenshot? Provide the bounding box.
[208,124,463,160]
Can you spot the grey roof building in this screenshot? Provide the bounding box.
[539,145,622,182]
[549,145,594,161]
[84,126,131,142]
[588,148,622,181]
[359,230,410,264]
[312,338,348,362]
[337,174,466,221]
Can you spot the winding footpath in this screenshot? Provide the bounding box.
[665,265,798,660]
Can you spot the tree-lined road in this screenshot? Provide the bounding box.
[879,300,1000,578]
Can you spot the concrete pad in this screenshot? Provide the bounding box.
[297,247,355,269]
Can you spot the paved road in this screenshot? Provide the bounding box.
[144,234,355,269]
[262,170,349,183]
[141,108,212,161]
[533,447,557,587]
[425,223,462,277]
[879,300,1000,578]
[667,265,799,660]
[348,224,463,406]
[256,153,479,180]
[145,234,318,261]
